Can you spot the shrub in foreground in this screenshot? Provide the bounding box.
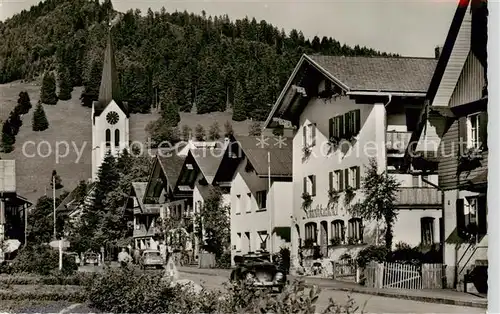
[10,244,77,276]
[84,266,361,313]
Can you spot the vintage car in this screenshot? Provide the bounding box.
[84,251,98,266]
[64,252,81,265]
[139,249,164,269]
[230,252,286,292]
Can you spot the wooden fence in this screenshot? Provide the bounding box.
[364,262,443,290]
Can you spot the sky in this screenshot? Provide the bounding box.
[0,0,458,57]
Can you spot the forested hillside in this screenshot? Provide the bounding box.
[0,0,397,121]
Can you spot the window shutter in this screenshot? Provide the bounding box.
[329,172,333,191]
[354,109,361,135]
[303,177,307,194]
[303,125,307,147]
[477,195,487,236]
[456,199,466,238]
[479,112,488,150]
[339,170,344,191]
[339,115,345,138]
[312,175,317,196]
[328,118,334,141]
[458,117,468,154]
[344,169,349,188]
[344,112,351,139]
[312,123,317,146]
[355,166,361,189]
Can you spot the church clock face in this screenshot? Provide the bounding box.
[106,111,119,125]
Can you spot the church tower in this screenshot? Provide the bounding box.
[91,30,129,182]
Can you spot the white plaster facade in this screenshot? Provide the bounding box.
[229,158,293,266]
[91,100,129,181]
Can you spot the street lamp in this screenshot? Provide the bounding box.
[53,174,56,241]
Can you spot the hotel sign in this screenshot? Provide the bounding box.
[305,205,336,219]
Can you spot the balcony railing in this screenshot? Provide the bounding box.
[386,131,412,153]
[394,187,442,207]
[144,196,160,204]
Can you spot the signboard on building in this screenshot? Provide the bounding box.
[305,205,336,219]
[0,160,16,193]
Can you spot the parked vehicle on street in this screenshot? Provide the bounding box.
[84,251,98,266]
[65,252,81,265]
[230,251,286,293]
[139,249,164,269]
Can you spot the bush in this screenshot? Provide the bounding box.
[356,245,389,268]
[10,244,77,276]
[215,251,231,269]
[84,267,360,314]
[273,247,291,274]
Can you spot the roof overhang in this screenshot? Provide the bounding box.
[346,91,427,97]
[263,54,350,129]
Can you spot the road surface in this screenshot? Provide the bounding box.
[0,266,486,313]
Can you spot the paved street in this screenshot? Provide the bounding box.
[0,267,486,313]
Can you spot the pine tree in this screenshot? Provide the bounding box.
[32,102,49,131]
[224,121,233,138]
[194,124,206,141]
[162,101,180,127]
[8,111,22,136]
[248,121,262,136]
[181,124,192,141]
[17,91,32,114]
[57,67,73,100]
[232,80,247,121]
[50,170,64,190]
[81,61,101,108]
[208,122,221,140]
[1,120,15,153]
[40,72,58,105]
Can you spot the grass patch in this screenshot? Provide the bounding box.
[0,284,84,302]
[0,80,253,202]
[0,300,73,313]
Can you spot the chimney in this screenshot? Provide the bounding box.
[434,46,443,59]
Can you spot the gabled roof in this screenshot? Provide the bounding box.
[189,148,225,184]
[264,53,437,128]
[157,154,187,191]
[93,31,129,117]
[426,0,472,106]
[131,182,147,212]
[232,135,293,177]
[307,55,437,93]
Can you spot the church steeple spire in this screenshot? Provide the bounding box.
[98,30,122,107]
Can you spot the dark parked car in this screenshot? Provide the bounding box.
[230,252,286,293]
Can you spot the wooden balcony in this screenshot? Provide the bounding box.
[386,131,412,154]
[394,187,442,209]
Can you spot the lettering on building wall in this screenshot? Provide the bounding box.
[305,205,335,219]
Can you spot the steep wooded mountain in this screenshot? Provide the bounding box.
[0,0,397,120]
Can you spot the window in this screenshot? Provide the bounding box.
[302,123,316,147]
[344,109,361,138]
[412,175,420,187]
[346,166,360,189]
[331,220,345,241]
[457,196,487,238]
[420,217,435,246]
[236,233,242,251]
[329,115,344,140]
[334,170,343,191]
[256,191,267,210]
[257,231,268,251]
[466,112,487,150]
[305,222,317,242]
[105,129,111,147]
[114,129,120,147]
[235,195,241,214]
[465,197,478,226]
[303,175,316,196]
[348,218,363,242]
[246,193,252,213]
[245,232,251,252]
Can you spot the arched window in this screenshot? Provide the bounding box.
[304,222,317,243]
[331,220,345,242]
[348,218,363,243]
[105,129,111,147]
[115,129,120,147]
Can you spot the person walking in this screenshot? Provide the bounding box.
[118,247,132,267]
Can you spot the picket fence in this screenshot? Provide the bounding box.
[365,262,443,290]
